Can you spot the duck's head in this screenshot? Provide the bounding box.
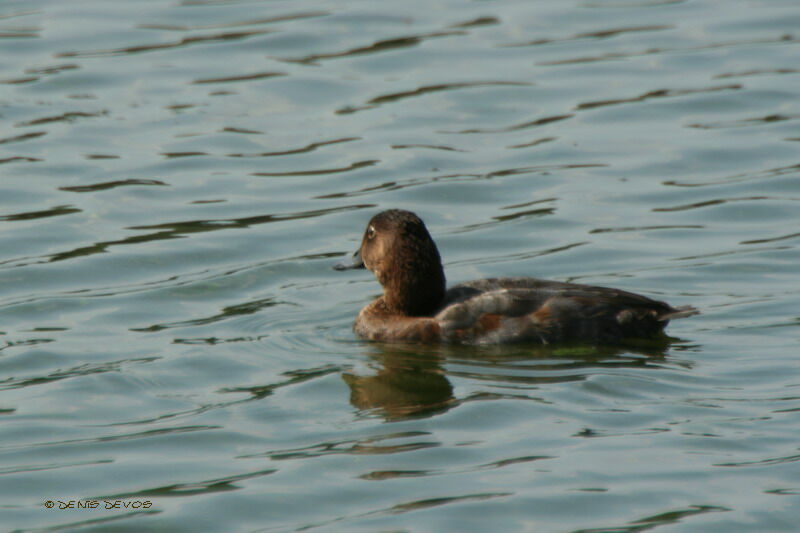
[336,209,446,316]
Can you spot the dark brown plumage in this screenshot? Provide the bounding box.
[336,209,696,344]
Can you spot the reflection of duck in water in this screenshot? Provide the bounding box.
[343,342,685,421]
[343,348,454,421]
[337,209,696,344]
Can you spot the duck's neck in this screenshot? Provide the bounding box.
[380,259,446,317]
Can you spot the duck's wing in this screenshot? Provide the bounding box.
[437,277,696,344]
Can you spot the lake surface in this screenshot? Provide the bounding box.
[2,0,799,531]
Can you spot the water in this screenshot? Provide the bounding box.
[1,0,798,531]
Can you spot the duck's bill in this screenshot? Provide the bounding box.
[333,249,365,271]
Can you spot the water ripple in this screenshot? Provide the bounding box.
[653,196,798,212]
[576,84,741,110]
[590,225,704,234]
[538,34,798,66]
[15,110,107,127]
[228,137,360,158]
[131,297,289,332]
[56,29,274,58]
[714,68,800,79]
[97,468,278,499]
[251,160,378,177]
[0,205,81,222]
[573,505,730,533]
[276,31,465,65]
[139,10,328,31]
[0,356,158,392]
[0,131,46,145]
[192,71,286,84]
[59,179,167,193]
[37,204,375,265]
[247,431,438,461]
[687,114,800,130]
[502,24,672,47]
[444,114,574,134]
[336,81,532,115]
[663,163,800,188]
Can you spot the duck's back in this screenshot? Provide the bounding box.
[436,277,694,344]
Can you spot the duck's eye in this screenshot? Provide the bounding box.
[366,225,376,239]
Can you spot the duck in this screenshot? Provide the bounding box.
[335,209,696,344]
